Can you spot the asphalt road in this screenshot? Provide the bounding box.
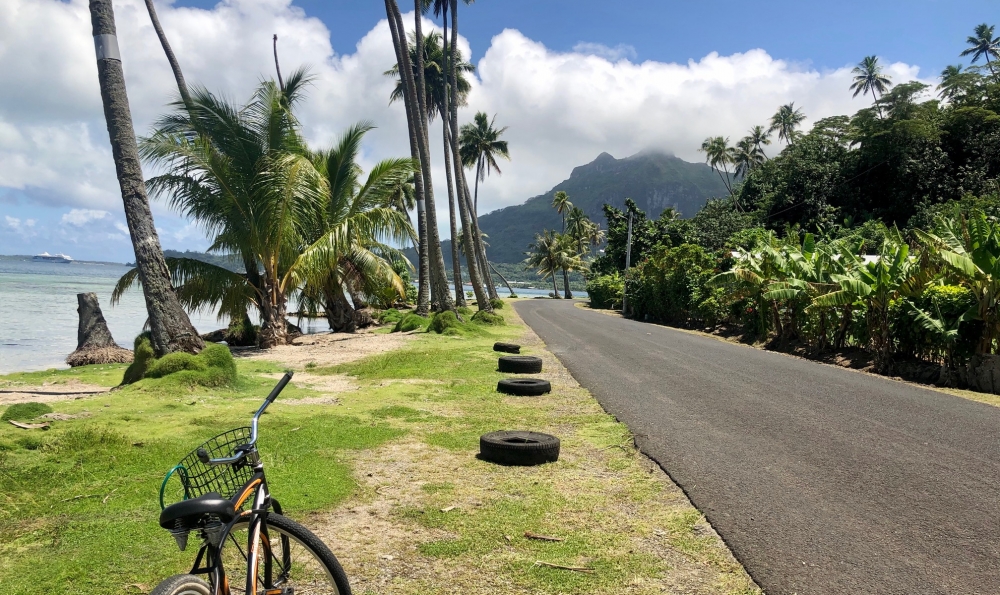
[514,299,1000,595]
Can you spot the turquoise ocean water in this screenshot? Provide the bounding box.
[0,257,554,374]
[0,258,326,374]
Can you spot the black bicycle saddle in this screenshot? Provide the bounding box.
[159,492,237,529]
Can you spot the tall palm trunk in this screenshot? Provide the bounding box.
[551,271,560,298]
[450,0,499,302]
[142,0,190,107]
[406,0,454,311]
[88,0,203,357]
[324,283,356,333]
[439,6,465,308]
[384,0,431,315]
[562,268,572,299]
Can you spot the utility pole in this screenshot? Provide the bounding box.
[622,210,633,316]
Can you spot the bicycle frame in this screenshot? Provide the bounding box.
[183,373,293,595]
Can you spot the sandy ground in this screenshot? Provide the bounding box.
[1,328,413,407]
[0,378,112,405]
[242,327,413,368]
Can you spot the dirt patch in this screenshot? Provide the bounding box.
[0,379,111,405]
[242,328,413,369]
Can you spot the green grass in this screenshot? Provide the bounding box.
[0,358,402,594]
[0,305,758,595]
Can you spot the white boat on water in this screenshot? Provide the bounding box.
[32,252,74,263]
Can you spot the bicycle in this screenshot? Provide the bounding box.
[151,372,352,595]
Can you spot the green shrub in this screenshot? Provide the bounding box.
[224,317,258,346]
[429,311,460,334]
[626,244,731,326]
[471,310,505,326]
[488,298,505,310]
[379,308,404,324]
[1,402,53,422]
[586,272,624,309]
[393,313,428,333]
[122,332,154,385]
[457,306,473,316]
[123,340,237,387]
[146,351,207,378]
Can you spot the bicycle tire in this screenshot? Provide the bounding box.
[149,574,211,595]
[220,512,352,595]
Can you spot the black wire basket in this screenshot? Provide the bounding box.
[172,426,255,501]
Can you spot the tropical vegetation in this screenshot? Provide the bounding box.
[585,24,1000,387]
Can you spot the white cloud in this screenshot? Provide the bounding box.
[572,42,638,62]
[0,0,933,248]
[61,208,111,226]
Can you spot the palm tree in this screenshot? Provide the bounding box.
[299,123,416,332]
[587,221,606,251]
[552,191,573,232]
[137,73,325,347]
[731,137,763,179]
[566,206,591,256]
[386,30,477,307]
[142,0,191,106]
[961,23,1000,81]
[459,112,511,213]
[525,231,573,299]
[769,102,806,147]
[384,0,431,313]
[850,55,893,118]
[89,0,203,357]
[698,136,735,196]
[748,125,772,160]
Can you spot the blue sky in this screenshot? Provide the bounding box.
[1,0,997,262]
[180,0,996,77]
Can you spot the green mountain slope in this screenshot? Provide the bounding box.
[471,150,729,263]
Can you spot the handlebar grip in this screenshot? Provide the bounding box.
[266,371,293,404]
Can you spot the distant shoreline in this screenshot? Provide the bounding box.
[0,254,127,267]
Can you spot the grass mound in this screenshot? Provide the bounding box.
[121,335,237,387]
[1,402,53,422]
[472,310,505,326]
[488,298,505,310]
[379,308,404,325]
[393,313,428,333]
[429,311,460,334]
[457,306,472,316]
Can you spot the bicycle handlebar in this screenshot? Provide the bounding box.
[199,372,294,466]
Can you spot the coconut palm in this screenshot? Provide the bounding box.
[748,125,772,160]
[459,112,511,213]
[552,191,573,232]
[298,123,416,332]
[769,102,806,147]
[525,231,580,299]
[132,73,327,347]
[731,137,764,179]
[850,56,893,118]
[90,0,203,357]
[698,136,735,196]
[566,206,592,256]
[386,31,478,307]
[961,23,1000,81]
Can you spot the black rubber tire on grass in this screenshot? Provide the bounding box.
[497,378,551,396]
[479,431,560,466]
[493,342,521,354]
[498,355,542,374]
[150,575,211,595]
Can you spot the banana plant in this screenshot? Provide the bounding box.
[813,230,926,371]
[914,212,1000,354]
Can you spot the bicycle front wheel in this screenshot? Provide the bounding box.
[220,512,352,595]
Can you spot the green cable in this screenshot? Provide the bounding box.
[159,465,189,510]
